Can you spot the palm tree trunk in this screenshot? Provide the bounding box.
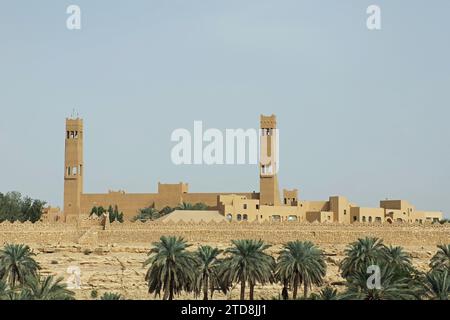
[282,278,289,300]
[249,282,254,300]
[203,276,209,300]
[293,274,299,299]
[163,277,170,300]
[12,274,16,289]
[168,278,174,300]
[240,279,246,300]
[303,282,308,299]
[169,285,174,300]
[210,280,215,300]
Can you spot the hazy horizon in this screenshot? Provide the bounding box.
[0,1,449,217]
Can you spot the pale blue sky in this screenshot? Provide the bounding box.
[0,1,449,217]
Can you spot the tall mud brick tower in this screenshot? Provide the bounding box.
[259,114,280,206]
[64,117,83,222]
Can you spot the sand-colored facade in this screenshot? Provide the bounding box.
[62,115,443,224]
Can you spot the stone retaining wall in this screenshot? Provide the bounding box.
[0,220,448,246]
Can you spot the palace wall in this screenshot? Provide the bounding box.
[0,220,448,247]
[80,192,259,219]
[80,193,159,217]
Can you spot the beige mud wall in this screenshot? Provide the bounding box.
[0,221,448,247]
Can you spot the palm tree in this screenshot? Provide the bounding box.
[384,245,413,273]
[100,292,123,300]
[144,236,198,300]
[310,286,339,300]
[192,203,208,210]
[342,265,419,300]
[275,241,326,299]
[0,244,40,288]
[340,237,387,279]
[430,244,450,272]
[176,202,195,210]
[422,270,449,300]
[23,274,75,300]
[195,246,224,300]
[3,288,31,300]
[133,207,160,222]
[0,280,10,300]
[221,239,274,300]
[176,202,208,211]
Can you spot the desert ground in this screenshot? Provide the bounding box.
[32,241,440,300]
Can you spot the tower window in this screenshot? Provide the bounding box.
[67,167,71,176]
[72,167,77,175]
[74,131,79,139]
[243,204,247,210]
[243,214,248,221]
[67,131,70,139]
[256,204,259,210]
[79,165,82,176]
[237,214,242,221]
